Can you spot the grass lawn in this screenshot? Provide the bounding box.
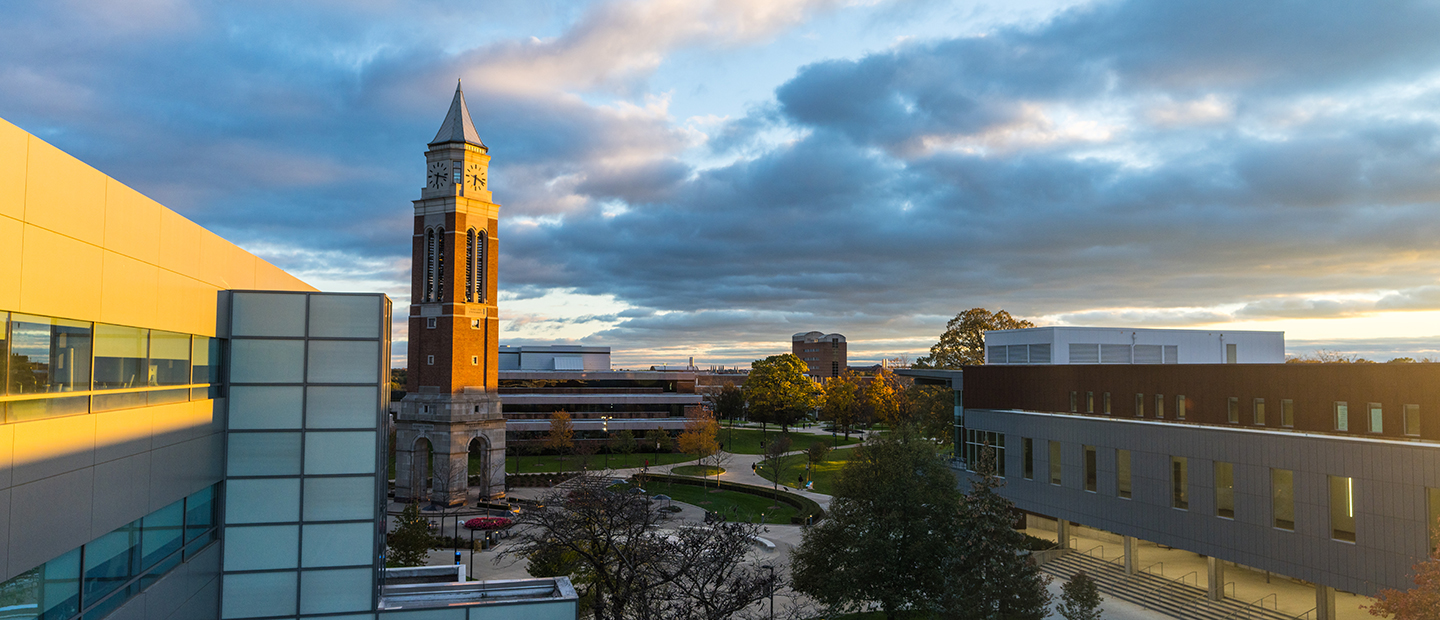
[645,480,798,524]
[671,465,724,476]
[490,451,697,474]
[715,428,861,455]
[757,447,858,496]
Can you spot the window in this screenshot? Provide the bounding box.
[1135,393,1144,417]
[471,356,479,365]
[1070,391,1078,413]
[470,319,480,329]
[1281,399,1294,428]
[1084,445,1097,492]
[452,161,463,183]
[1177,395,1187,420]
[1428,488,1440,553]
[9,314,92,394]
[426,355,435,366]
[1335,401,1348,431]
[465,229,476,303]
[1406,405,1421,437]
[1156,394,1164,419]
[1171,456,1188,510]
[434,227,446,297]
[1103,392,1111,415]
[1086,392,1094,414]
[1369,403,1383,434]
[425,317,436,329]
[1253,398,1265,425]
[475,230,487,302]
[93,324,148,390]
[1023,438,1034,480]
[1227,397,1239,424]
[1117,449,1132,499]
[1049,441,1062,486]
[1273,469,1294,530]
[963,430,1005,476]
[1330,475,1356,542]
[1226,343,1237,363]
[1215,462,1234,519]
[424,228,436,302]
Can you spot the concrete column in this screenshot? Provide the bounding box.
[1316,585,1337,620]
[1123,535,1137,575]
[1207,557,1226,601]
[1057,519,1071,549]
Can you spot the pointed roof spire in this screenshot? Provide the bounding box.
[429,79,486,148]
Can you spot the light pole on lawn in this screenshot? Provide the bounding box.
[762,564,775,620]
[601,416,611,469]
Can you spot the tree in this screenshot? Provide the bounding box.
[547,411,575,461]
[503,473,776,620]
[819,371,861,439]
[645,429,675,453]
[807,440,830,468]
[946,445,1052,620]
[860,366,902,426]
[914,308,1034,369]
[705,383,746,423]
[678,410,721,468]
[903,382,954,442]
[386,502,432,567]
[762,434,793,492]
[1058,571,1103,620]
[791,427,963,618]
[612,429,638,458]
[1369,519,1440,620]
[744,354,823,432]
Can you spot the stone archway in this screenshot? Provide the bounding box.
[468,435,490,496]
[394,392,507,506]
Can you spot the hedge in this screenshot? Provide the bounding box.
[634,473,825,525]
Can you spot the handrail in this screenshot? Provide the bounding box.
[1175,570,1198,587]
[1224,592,1278,620]
[1080,544,1106,559]
[1292,607,1317,620]
[1141,561,1164,577]
[1225,581,1237,598]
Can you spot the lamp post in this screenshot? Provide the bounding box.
[602,416,611,469]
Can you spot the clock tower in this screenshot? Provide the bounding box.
[394,82,506,505]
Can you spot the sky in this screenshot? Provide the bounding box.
[7,0,1440,368]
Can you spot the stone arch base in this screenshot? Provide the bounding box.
[394,391,505,506]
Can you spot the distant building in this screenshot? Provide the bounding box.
[498,345,701,434]
[792,331,847,378]
[983,326,1285,365]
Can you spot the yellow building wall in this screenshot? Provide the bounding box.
[0,116,315,336]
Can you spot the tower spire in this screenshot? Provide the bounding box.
[430,81,486,148]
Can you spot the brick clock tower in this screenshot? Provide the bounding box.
[394,82,506,505]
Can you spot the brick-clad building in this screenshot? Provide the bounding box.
[792,331,846,379]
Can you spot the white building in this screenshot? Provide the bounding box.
[984,326,1285,365]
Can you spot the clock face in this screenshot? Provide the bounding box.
[466,162,486,191]
[427,161,449,189]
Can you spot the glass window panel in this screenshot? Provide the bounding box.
[1253,399,1265,425]
[1117,449,1131,499]
[307,341,380,384]
[299,568,372,615]
[1176,395,1186,420]
[191,336,218,385]
[1083,445,1097,492]
[1085,392,1093,413]
[1215,462,1235,518]
[1330,475,1356,542]
[0,312,7,396]
[140,552,181,590]
[1171,457,1188,510]
[1369,403,1383,433]
[306,386,379,429]
[0,547,81,620]
[6,395,90,421]
[92,391,147,412]
[230,339,305,384]
[1335,401,1349,431]
[228,432,302,476]
[1273,469,1294,530]
[83,518,141,602]
[1049,441,1062,485]
[146,388,188,406]
[221,572,297,619]
[149,330,190,386]
[1135,393,1144,417]
[1155,394,1164,419]
[223,525,299,571]
[142,499,185,570]
[1281,399,1294,427]
[81,580,138,620]
[304,432,376,475]
[1407,405,1421,437]
[1022,438,1034,480]
[304,477,377,522]
[231,292,307,337]
[1102,392,1111,415]
[301,523,374,568]
[308,295,381,339]
[1069,391,1076,413]
[1227,397,1239,423]
[9,315,91,394]
[225,478,299,524]
[185,485,216,543]
[229,386,303,430]
[93,324,148,390]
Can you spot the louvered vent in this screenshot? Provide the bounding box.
[1101,344,1132,364]
[1164,345,1179,364]
[989,346,1008,364]
[1070,344,1099,364]
[1134,345,1163,364]
[1008,344,1029,364]
[1029,344,1052,364]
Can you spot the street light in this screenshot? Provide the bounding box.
[602,416,612,469]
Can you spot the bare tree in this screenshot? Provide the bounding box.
[504,473,776,620]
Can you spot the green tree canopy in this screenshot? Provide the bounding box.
[386,502,432,567]
[945,446,1052,620]
[743,354,822,432]
[791,426,963,618]
[819,371,860,438]
[1058,571,1103,620]
[704,383,746,421]
[914,308,1035,369]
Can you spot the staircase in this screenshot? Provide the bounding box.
[1041,552,1300,620]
